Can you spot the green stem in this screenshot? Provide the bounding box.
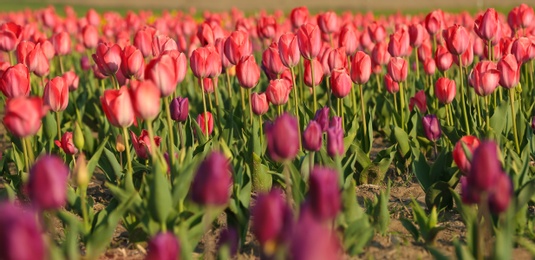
[283,161,295,210]
[399,81,405,129]
[359,84,367,137]
[277,105,282,117]
[240,86,246,112]
[8,51,14,66]
[351,83,358,114]
[307,151,314,182]
[445,104,451,126]
[80,187,90,232]
[163,98,177,178]
[55,111,62,141]
[509,88,520,154]
[311,59,317,113]
[146,119,158,158]
[24,137,34,164]
[178,122,184,150]
[258,115,263,147]
[485,96,491,135]
[21,138,30,173]
[458,56,470,135]
[58,55,65,75]
[226,72,233,100]
[121,127,134,192]
[200,80,209,139]
[291,67,301,149]
[248,88,253,125]
[415,49,420,79]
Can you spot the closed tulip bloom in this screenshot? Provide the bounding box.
[0,64,30,98]
[134,27,156,58]
[360,30,374,52]
[317,11,338,34]
[314,107,330,132]
[517,4,534,29]
[511,37,534,64]
[151,35,178,57]
[38,38,55,61]
[497,54,521,89]
[425,10,444,36]
[469,61,500,96]
[371,42,391,65]
[251,92,269,115]
[304,58,324,87]
[384,74,400,94]
[101,86,135,128]
[28,155,69,210]
[224,30,252,65]
[443,24,470,56]
[236,55,260,89]
[327,126,344,157]
[44,76,68,112]
[278,32,301,68]
[327,47,347,72]
[130,130,161,159]
[409,90,427,113]
[190,45,222,79]
[308,167,341,221]
[55,131,78,155]
[196,112,214,136]
[81,25,99,49]
[263,42,286,76]
[265,114,299,161]
[16,40,35,66]
[453,135,481,174]
[461,176,481,204]
[200,77,217,94]
[121,45,145,80]
[62,70,80,92]
[191,151,233,206]
[145,53,179,97]
[0,203,45,260]
[387,57,408,83]
[424,58,436,75]
[52,31,71,56]
[367,22,386,43]
[453,37,474,67]
[488,173,512,214]
[388,28,411,57]
[302,120,322,152]
[166,50,188,84]
[257,15,277,40]
[0,22,22,52]
[290,210,341,260]
[422,114,441,142]
[297,23,322,60]
[468,141,502,192]
[146,232,181,260]
[290,6,309,30]
[3,96,46,137]
[418,40,433,62]
[329,116,342,131]
[170,97,189,122]
[330,69,352,98]
[92,42,122,76]
[435,77,457,104]
[474,8,500,42]
[252,189,293,254]
[266,79,291,106]
[215,38,231,69]
[435,45,453,72]
[409,23,426,48]
[351,51,372,85]
[508,6,522,31]
[27,43,50,77]
[339,24,358,56]
[129,80,161,120]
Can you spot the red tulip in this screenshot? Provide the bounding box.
[81,25,99,49]
[371,41,391,65]
[27,42,50,77]
[251,92,269,115]
[387,57,408,83]
[290,6,309,30]
[409,90,427,113]
[497,54,521,89]
[384,74,400,94]
[308,167,341,220]
[191,151,232,205]
[129,80,161,120]
[453,36,474,67]
[3,96,47,137]
[338,24,358,56]
[146,232,181,260]
[469,61,500,96]
[278,32,301,68]
[317,11,338,35]
[92,42,122,76]
[417,40,433,62]
[145,52,179,97]
[435,77,457,104]
[263,42,286,76]
[224,30,252,65]
[0,63,30,98]
[197,22,215,46]
[28,155,69,210]
[190,45,221,79]
[475,9,501,42]
[435,45,453,72]
[330,69,352,98]
[236,54,260,89]
[424,58,436,75]
[52,31,71,56]
[86,8,100,26]
[215,38,231,69]
[16,40,34,66]
[0,22,22,52]
[327,47,347,72]
[252,189,293,252]
[39,37,55,61]
[44,76,68,112]
[409,23,426,48]
[134,27,156,58]
[196,112,214,136]
[442,24,470,56]
[360,29,374,52]
[425,10,444,36]
[55,131,78,155]
[265,114,299,161]
[62,70,80,91]
[130,130,161,159]
[257,15,277,40]
[101,86,135,128]
[151,34,178,57]
[297,23,322,60]
[517,4,534,29]
[367,22,386,43]
[121,45,145,80]
[453,135,480,174]
[388,27,411,57]
[351,51,372,85]
[266,79,291,106]
[304,58,324,87]
[511,37,535,64]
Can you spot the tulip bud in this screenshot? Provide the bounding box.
[236,55,260,89]
[350,51,372,85]
[304,58,324,87]
[0,203,45,260]
[469,61,500,97]
[422,114,441,142]
[424,58,436,75]
[497,54,521,89]
[190,151,233,206]
[92,42,122,76]
[327,126,344,157]
[224,30,252,65]
[302,120,322,152]
[218,227,239,257]
[297,23,322,60]
[278,32,301,68]
[0,22,22,52]
[196,112,214,136]
[55,131,78,155]
[265,79,291,106]
[453,135,480,174]
[251,92,269,116]
[129,80,161,121]
[388,27,411,57]
[425,10,444,36]
[442,24,469,56]
[368,22,386,43]
[146,232,181,260]
[265,114,300,162]
[387,57,408,82]
[467,141,502,192]
[313,107,330,132]
[0,63,31,99]
[130,130,161,159]
[44,76,69,112]
[100,86,135,128]
[290,7,309,30]
[435,45,453,72]
[308,167,341,221]
[384,74,400,94]
[435,77,456,104]
[75,153,89,189]
[116,134,125,152]
[262,42,286,76]
[330,69,352,98]
[474,8,500,42]
[170,97,189,122]
[28,155,69,210]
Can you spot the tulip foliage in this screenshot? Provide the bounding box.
[1,4,535,260]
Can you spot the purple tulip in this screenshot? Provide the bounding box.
[217,227,239,256]
[308,167,341,221]
[146,232,180,260]
[422,114,441,142]
[265,113,300,162]
[190,151,233,206]
[460,176,480,204]
[329,116,342,131]
[170,97,189,122]
[467,141,502,192]
[28,155,69,210]
[489,173,512,214]
[302,120,322,152]
[313,107,330,132]
[327,126,344,157]
[0,203,45,260]
[252,189,293,254]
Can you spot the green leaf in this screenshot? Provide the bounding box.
[86,136,109,179]
[393,126,411,157]
[97,147,123,183]
[251,152,272,193]
[148,159,173,224]
[400,218,420,242]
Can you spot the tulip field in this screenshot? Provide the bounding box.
[3,3,535,259]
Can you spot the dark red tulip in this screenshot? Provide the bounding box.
[28,155,69,210]
[0,203,45,260]
[121,45,145,80]
[297,23,322,60]
[330,69,352,98]
[196,112,214,136]
[251,92,269,115]
[0,63,30,98]
[146,232,181,260]
[461,176,480,204]
[130,129,161,159]
[44,76,68,112]
[92,42,122,76]
[453,135,481,174]
[302,120,322,152]
[170,97,189,122]
[435,45,453,72]
[4,96,47,137]
[236,54,260,89]
[435,77,457,104]
[387,57,408,83]
[329,116,342,131]
[497,54,521,89]
[191,151,233,206]
[265,114,299,162]
[308,167,341,220]
[467,141,502,192]
[469,61,500,96]
[422,114,441,141]
[351,51,372,85]
[55,131,78,155]
[442,24,470,56]
[409,90,427,113]
[289,210,341,260]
